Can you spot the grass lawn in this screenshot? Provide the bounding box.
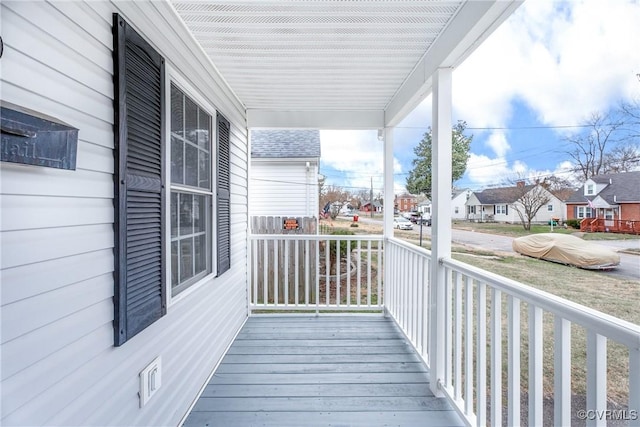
[453,220,639,240]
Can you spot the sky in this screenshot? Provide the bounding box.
[319,0,640,196]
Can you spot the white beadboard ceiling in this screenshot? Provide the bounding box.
[170,0,522,128]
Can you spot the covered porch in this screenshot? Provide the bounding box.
[170,1,640,425]
[182,234,640,426]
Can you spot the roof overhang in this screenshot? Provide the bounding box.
[170,0,523,129]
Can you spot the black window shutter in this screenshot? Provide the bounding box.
[216,113,231,276]
[113,14,166,346]
[505,204,508,215]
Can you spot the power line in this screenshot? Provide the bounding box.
[394,124,595,131]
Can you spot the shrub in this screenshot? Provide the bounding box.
[329,229,356,258]
[566,219,581,229]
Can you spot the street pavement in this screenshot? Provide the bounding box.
[418,223,639,281]
[354,216,640,281]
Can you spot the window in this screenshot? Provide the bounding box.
[577,206,594,219]
[495,205,507,215]
[454,207,459,214]
[170,84,213,296]
[586,184,595,195]
[547,204,554,212]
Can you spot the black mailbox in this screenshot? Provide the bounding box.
[1,101,79,170]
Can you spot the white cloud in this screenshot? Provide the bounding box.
[454,0,640,131]
[486,131,510,158]
[320,130,404,194]
[465,154,511,187]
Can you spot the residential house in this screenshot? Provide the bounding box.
[250,129,321,218]
[451,188,472,220]
[3,2,637,427]
[395,193,417,212]
[466,182,565,224]
[565,171,640,233]
[361,200,383,213]
[417,198,432,219]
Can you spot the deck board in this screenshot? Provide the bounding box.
[183,316,464,427]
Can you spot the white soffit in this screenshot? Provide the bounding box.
[170,0,522,128]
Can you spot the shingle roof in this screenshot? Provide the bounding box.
[566,171,640,204]
[474,185,535,204]
[251,130,321,159]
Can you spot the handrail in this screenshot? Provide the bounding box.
[441,257,640,347]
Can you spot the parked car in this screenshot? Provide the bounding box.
[512,233,620,270]
[393,216,413,230]
[408,212,431,226]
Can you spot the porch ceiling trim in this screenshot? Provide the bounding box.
[170,0,523,130]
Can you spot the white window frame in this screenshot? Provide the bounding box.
[547,204,554,212]
[495,204,507,215]
[164,69,217,306]
[577,206,594,219]
[586,183,595,195]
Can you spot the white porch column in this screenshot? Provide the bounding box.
[429,68,453,397]
[383,127,395,238]
[382,127,394,318]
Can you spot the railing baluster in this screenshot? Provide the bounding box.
[283,240,288,307]
[445,266,453,389]
[529,305,543,426]
[587,331,607,427]
[315,239,320,313]
[305,239,310,306]
[409,252,416,343]
[356,240,362,307]
[491,288,502,427]
[454,271,463,402]
[346,238,351,308]
[377,241,382,308]
[263,238,268,306]
[252,239,257,309]
[464,276,474,417]
[630,347,640,427]
[273,238,278,306]
[424,256,430,360]
[294,240,299,306]
[367,240,372,307]
[325,238,330,307]
[336,237,341,307]
[554,316,571,426]
[477,281,487,426]
[417,252,423,354]
[508,296,521,427]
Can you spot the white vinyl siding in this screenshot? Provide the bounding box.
[250,160,319,217]
[1,1,248,426]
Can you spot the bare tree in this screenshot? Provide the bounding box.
[604,143,640,173]
[564,112,625,182]
[507,178,552,231]
[320,185,350,219]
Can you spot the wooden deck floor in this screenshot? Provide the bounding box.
[183,316,464,427]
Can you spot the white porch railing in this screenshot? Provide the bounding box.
[249,234,383,312]
[249,234,640,427]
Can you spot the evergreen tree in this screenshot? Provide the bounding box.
[405,120,472,197]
